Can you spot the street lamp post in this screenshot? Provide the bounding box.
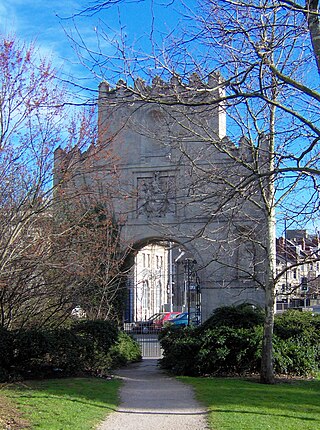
[168,243,173,312]
[183,259,199,326]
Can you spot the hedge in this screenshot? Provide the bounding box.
[160,306,320,377]
[0,320,141,381]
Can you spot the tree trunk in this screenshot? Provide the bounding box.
[260,210,276,384]
[260,86,277,384]
[260,281,275,383]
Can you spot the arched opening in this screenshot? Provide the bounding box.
[123,239,201,325]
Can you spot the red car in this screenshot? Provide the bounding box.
[132,312,181,333]
[152,312,181,330]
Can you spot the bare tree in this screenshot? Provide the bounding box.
[0,36,110,329]
[54,188,131,323]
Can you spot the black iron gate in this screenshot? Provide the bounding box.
[132,333,162,358]
[123,325,162,358]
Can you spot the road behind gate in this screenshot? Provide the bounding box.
[97,359,209,430]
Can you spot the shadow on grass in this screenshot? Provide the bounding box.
[4,377,121,412]
[183,377,320,429]
[215,408,317,422]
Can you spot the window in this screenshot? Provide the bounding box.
[155,281,162,310]
[142,280,149,310]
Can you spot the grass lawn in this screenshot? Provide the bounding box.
[0,377,121,429]
[182,375,320,430]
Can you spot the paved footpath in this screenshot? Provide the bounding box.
[97,358,209,430]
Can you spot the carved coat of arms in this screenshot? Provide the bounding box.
[137,172,175,217]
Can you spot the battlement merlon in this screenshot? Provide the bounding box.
[98,72,226,139]
[98,72,225,103]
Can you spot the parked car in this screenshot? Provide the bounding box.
[132,312,181,333]
[153,311,181,330]
[167,312,199,327]
[131,313,160,333]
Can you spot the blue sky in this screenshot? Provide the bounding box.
[0,1,79,65]
[0,0,109,92]
[0,0,191,93]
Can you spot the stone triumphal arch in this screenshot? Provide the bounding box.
[54,74,267,321]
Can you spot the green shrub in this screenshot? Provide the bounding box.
[273,335,319,376]
[200,303,265,332]
[109,332,142,367]
[0,328,13,382]
[10,328,83,378]
[0,320,120,380]
[46,328,85,374]
[160,305,320,377]
[0,328,13,369]
[70,320,119,375]
[12,329,52,369]
[160,326,202,375]
[196,326,262,376]
[273,310,320,376]
[274,310,320,340]
[71,319,118,352]
[160,305,264,376]
[0,366,8,382]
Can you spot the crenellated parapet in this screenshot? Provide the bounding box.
[98,72,225,105]
[53,144,97,192]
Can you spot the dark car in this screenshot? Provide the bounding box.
[131,313,160,333]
